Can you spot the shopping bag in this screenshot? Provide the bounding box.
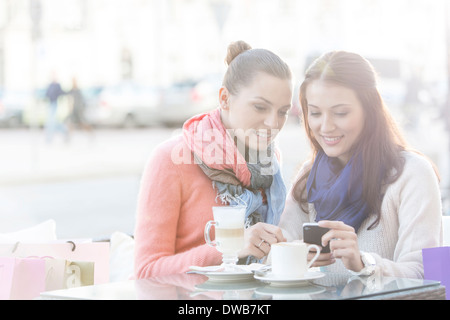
[43,257,66,291]
[422,246,450,300]
[0,257,16,299]
[41,257,95,291]
[0,241,109,284]
[62,260,95,288]
[0,257,46,300]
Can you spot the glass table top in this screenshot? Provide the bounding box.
[39,271,444,300]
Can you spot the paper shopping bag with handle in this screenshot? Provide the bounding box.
[0,241,109,284]
[422,246,450,300]
[0,257,46,300]
[42,257,95,291]
[62,261,95,288]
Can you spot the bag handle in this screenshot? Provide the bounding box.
[66,241,76,252]
[11,240,77,254]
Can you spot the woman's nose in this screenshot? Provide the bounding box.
[264,112,279,128]
[320,114,335,132]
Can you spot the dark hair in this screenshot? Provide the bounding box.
[293,51,410,230]
[222,40,292,95]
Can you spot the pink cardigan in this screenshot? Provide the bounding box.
[134,135,223,279]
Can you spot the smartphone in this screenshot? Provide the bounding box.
[303,222,331,253]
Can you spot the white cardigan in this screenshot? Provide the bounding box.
[279,151,443,279]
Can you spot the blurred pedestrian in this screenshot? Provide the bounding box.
[44,73,68,143]
[67,77,93,136]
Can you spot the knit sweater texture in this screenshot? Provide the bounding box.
[134,135,223,279]
[279,151,443,278]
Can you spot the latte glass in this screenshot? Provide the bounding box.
[204,206,246,271]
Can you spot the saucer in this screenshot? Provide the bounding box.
[188,264,266,282]
[254,271,325,287]
[188,266,254,282]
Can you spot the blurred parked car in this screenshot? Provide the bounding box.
[157,74,222,126]
[93,82,161,128]
[80,86,104,126]
[0,89,27,128]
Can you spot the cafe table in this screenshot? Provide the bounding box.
[39,270,446,300]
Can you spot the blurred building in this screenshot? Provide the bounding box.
[0,0,224,90]
[0,0,447,90]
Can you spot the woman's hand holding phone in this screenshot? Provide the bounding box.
[303,222,335,267]
[303,221,364,272]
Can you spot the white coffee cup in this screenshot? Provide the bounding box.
[271,241,321,278]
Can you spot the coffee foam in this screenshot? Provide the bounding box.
[212,206,245,228]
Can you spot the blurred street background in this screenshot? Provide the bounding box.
[0,0,449,238]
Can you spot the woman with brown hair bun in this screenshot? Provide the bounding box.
[279,51,442,278]
[134,41,293,278]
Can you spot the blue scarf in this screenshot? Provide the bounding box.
[229,155,286,265]
[219,154,286,226]
[306,151,370,232]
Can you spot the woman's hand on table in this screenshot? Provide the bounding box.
[238,222,286,260]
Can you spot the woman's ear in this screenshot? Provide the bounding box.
[219,86,230,110]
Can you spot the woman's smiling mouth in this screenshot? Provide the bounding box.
[321,135,343,145]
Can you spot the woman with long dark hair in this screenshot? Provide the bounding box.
[279,51,442,278]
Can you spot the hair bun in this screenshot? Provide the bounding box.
[225,40,252,66]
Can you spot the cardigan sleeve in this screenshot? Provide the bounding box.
[133,141,221,279]
[371,153,443,278]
